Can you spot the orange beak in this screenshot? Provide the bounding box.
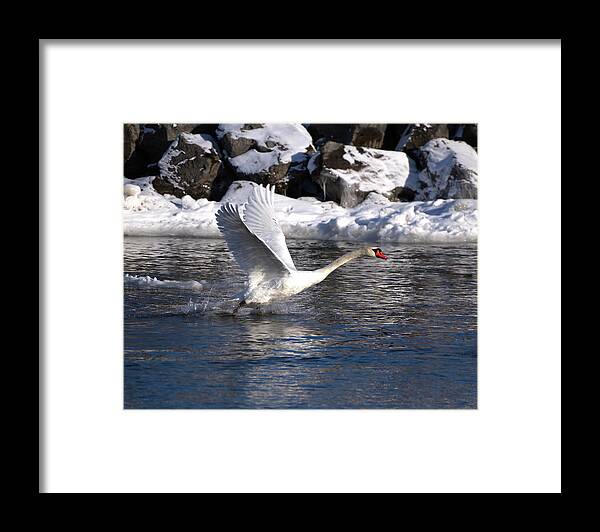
[375,250,388,260]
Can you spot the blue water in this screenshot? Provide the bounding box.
[124,237,477,408]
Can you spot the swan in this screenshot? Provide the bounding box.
[215,184,388,312]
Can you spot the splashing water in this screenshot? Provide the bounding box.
[124,273,206,291]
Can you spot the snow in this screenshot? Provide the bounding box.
[177,132,214,150]
[124,184,141,197]
[327,145,411,193]
[228,149,283,175]
[124,179,477,244]
[421,138,476,177]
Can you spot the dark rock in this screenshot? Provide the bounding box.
[381,123,411,150]
[124,124,140,162]
[306,124,387,149]
[152,133,222,199]
[393,185,416,202]
[162,123,196,139]
[240,124,264,131]
[137,124,171,160]
[123,125,171,178]
[220,133,258,158]
[124,124,219,178]
[349,124,387,148]
[395,124,449,152]
[283,152,323,199]
[321,141,357,171]
[207,172,235,201]
[286,176,323,199]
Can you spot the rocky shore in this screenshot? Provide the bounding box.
[123,123,478,243]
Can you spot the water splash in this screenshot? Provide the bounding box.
[125,273,206,291]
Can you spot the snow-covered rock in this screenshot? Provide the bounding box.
[309,141,414,207]
[123,124,219,179]
[123,179,478,243]
[306,124,387,149]
[395,123,449,151]
[413,139,478,200]
[215,123,314,188]
[151,133,222,199]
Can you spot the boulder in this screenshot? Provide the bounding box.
[165,123,218,139]
[124,124,140,162]
[306,124,387,149]
[152,132,222,199]
[395,124,449,151]
[286,173,324,200]
[215,123,314,192]
[124,124,172,178]
[309,141,413,207]
[413,139,478,200]
[123,124,219,178]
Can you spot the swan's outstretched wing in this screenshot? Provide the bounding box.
[242,185,296,272]
[215,186,295,282]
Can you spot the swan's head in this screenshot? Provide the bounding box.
[367,247,388,260]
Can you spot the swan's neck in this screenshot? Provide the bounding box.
[317,249,366,278]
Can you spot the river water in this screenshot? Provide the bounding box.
[124,237,477,408]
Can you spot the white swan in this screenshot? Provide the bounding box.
[215,184,388,312]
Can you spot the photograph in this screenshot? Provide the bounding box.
[41,38,561,494]
[123,123,478,409]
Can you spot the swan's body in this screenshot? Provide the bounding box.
[215,185,387,309]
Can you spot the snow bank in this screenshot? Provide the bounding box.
[124,179,477,243]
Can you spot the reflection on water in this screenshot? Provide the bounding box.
[124,237,477,408]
